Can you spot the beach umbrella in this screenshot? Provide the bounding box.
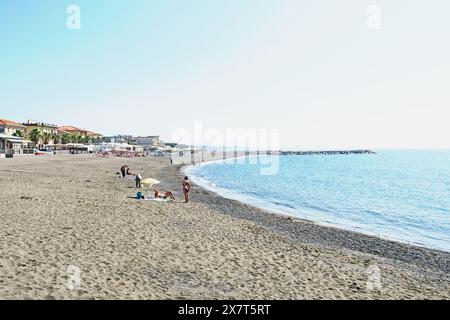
[141,178,160,187]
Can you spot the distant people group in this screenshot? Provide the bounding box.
[119,165,191,203]
[119,165,133,178]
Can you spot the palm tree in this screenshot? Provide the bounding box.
[42,132,52,145]
[83,136,91,144]
[53,134,61,144]
[61,133,71,144]
[68,134,77,144]
[28,129,42,146]
[75,135,84,144]
[13,130,24,138]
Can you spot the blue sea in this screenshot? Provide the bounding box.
[186,150,450,252]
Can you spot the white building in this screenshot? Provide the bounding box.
[131,136,160,146]
[94,143,144,153]
[0,119,30,152]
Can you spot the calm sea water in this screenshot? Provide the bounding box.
[186,150,450,252]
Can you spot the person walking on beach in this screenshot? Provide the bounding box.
[135,173,142,188]
[182,176,191,203]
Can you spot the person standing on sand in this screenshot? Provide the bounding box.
[182,176,191,203]
[135,173,142,188]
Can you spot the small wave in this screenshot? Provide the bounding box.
[301,203,333,213]
[271,201,297,209]
[245,191,261,197]
[365,209,383,216]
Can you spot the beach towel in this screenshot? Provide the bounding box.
[138,197,171,202]
[148,198,170,202]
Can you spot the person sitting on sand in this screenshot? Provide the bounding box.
[154,189,176,201]
[125,166,133,176]
[182,176,191,203]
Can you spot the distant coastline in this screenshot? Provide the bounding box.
[171,149,376,165]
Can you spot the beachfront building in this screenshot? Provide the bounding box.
[130,136,160,146]
[0,119,25,136]
[58,126,101,138]
[0,119,32,153]
[45,143,95,154]
[58,126,90,137]
[23,120,58,136]
[23,120,58,145]
[57,126,102,143]
[128,136,161,155]
[86,131,102,139]
[94,142,144,153]
[103,135,133,144]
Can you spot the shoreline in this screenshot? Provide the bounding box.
[183,161,449,254]
[174,163,450,276]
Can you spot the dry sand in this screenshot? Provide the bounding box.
[0,155,449,299]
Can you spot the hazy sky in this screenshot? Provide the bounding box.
[1,0,449,149]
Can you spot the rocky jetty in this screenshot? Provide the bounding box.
[279,149,376,156]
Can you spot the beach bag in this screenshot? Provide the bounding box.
[136,192,143,199]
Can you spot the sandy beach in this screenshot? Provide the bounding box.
[0,155,449,299]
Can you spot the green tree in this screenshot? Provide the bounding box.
[75,135,84,143]
[68,135,76,143]
[42,132,52,145]
[13,130,24,138]
[83,136,92,144]
[53,134,61,144]
[28,129,42,146]
[61,133,71,144]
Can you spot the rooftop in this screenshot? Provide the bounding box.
[134,136,160,139]
[0,119,25,128]
[23,120,58,128]
[58,126,85,132]
[86,131,101,137]
[58,126,101,137]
